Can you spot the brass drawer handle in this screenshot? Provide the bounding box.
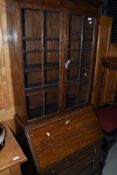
[65,120,71,125]
[46,132,51,137]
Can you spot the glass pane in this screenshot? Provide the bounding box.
[80,65,90,79]
[45,11,60,38]
[81,50,92,65]
[65,14,83,109]
[70,14,83,40]
[45,90,59,115]
[44,12,60,116]
[27,93,43,119]
[66,84,78,108]
[45,69,59,85]
[45,51,59,64]
[22,9,61,119]
[83,17,95,40]
[78,79,89,105]
[25,52,42,67]
[70,41,81,49]
[69,51,81,62]
[83,40,93,49]
[25,71,43,88]
[23,9,42,38]
[46,41,60,50]
[26,41,42,51]
[67,65,80,81]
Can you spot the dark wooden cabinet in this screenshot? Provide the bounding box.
[12,1,98,122]
[7,0,103,174]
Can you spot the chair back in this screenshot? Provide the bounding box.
[96,57,117,108]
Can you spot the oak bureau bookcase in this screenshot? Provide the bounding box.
[7,0,103,174]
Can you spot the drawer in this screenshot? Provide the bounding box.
[57,160,100,175]
[45,142,102,175]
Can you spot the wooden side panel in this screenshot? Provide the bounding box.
[102,68,117,103]
[6,2,28,121]
[102,44,117,103]
[0,0,14,12]
[0,164,22,175]
[0,13,11,110]
[0,123,27,174]
[91,16,113,106]
[0,14,7,110]
[0,0,15,121]
[108,44,117,57]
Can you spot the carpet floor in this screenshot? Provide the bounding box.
[103,142,117,175]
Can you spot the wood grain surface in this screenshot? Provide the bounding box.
[0,123,27,172]
[27,105,103,173]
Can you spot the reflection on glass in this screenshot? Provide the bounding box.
[27,93,43,119]
[78,79,89,105]
[45,90,59,115]
[66,84,79,108]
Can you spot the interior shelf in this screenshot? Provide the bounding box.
[68,49,81,51]
[67,77,89,85]
[25,80,59,96]
[22,37,59,41]
[23,37,41,40]
[70,61,90,67]
[66,98,88,108]
[69,38,81,41]
[25,63,59,73]
[28,106,43,119]
[28,102,58,119]
[71,61,79,66]
[82,48,93,51]
[23,49,60,54]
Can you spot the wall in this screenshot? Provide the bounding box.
[0,0,15,125]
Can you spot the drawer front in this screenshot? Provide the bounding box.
[57,161,100,175]
[45,142,102,175]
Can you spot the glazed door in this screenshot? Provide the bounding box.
[21,7,96,120]
[65,12,96,110]
[21,8,63,119]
